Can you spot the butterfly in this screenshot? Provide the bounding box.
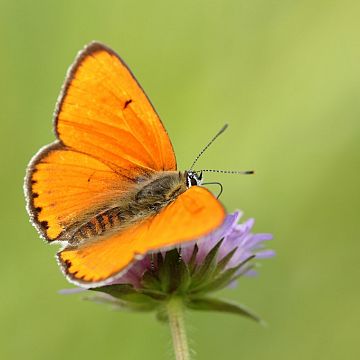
[24,42,227,287]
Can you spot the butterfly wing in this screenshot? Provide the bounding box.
[25,42,176,241]
[55,42,176,173]
[58,186,226,286]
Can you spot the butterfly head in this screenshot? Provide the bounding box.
[186,171,203,188]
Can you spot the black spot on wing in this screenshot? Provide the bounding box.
[123,99,132,109]
[40,220,49,230]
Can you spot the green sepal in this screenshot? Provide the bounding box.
[230,262,256,282]
[188,244,199,274]
[157,252,164,269]
[174,254,191,294]
[91,284,136,298]
[186,296,262,323]
[90,284,160,311]
[190,265,241,295]
[213,247,238,274]
[84,293,158,312]
[135,288,167,301]
[189,239,223,289]
[157,248,191,294]
[158,248,179,293]
[190,255,255,295]
[141,270,162,292]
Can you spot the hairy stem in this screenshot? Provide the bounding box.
[166,297,191,360]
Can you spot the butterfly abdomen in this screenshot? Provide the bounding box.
[71,208,124,244]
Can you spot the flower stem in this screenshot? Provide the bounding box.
[166,297,191,360]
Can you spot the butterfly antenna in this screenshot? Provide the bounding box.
[199,169,255,175]
[189,124,228,170]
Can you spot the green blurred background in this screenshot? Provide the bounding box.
[1,0,359,359]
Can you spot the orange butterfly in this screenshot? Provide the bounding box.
[24,42,226,287]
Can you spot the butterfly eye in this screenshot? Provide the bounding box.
[186,172,193,188]
[190,177,198,186]
[186,171,202,188]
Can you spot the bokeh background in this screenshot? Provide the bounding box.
[1,0,359,359]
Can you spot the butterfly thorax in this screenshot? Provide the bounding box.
[69,171,189,245]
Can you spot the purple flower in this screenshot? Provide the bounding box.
[62,211,274,322]
[110,211,274,289]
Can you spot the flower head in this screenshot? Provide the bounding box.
[68,211,274,322]
[112,211,273,287]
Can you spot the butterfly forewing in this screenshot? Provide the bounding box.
[55,42,177,173]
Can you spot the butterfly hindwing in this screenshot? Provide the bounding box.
[58,186,225,286]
